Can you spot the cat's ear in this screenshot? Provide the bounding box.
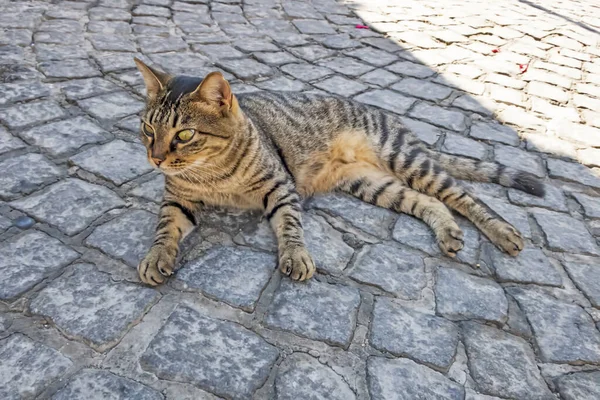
[191,71,233,110]
[134,58,171,100]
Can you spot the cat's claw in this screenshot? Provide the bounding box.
[279,246,316,281]
[138,245,176,286]
[438,226,464,258]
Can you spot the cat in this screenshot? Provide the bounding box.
[133,58,544,286]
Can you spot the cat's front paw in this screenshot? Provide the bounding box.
[138,245,177,286]
[279,246,316,282]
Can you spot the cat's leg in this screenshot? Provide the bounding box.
[338,168,464,257]
[387,148,523,256]
[138,199,198,285]
[262,179,316,281]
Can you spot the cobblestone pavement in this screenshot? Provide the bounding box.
[1,0,600,398]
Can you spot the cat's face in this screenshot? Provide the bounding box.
[134,59,243,176]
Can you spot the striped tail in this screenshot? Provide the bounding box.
[429,151,545,197]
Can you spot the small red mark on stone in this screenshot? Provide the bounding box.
[356,24,369,29]
[492,48,499,53]
[518,63,529,73]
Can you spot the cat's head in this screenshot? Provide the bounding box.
[134,58,245,175]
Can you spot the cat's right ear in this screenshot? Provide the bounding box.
[134,58,171,101]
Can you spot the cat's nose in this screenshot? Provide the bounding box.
[152,157,164,166]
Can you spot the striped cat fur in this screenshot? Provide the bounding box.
[134,59,545,286]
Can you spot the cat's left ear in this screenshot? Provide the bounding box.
[134,58,171,101]
[190,71,234,111]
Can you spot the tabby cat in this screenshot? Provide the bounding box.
[134,58,544,286]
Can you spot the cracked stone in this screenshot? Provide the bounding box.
[310,193,396,238]
[141,306,278,399]
[469,121,519,146]
[360,69,400,87]
[392,78,453,102]
[293,19,336,35]
[350,243,426,299]
[572,193,600,218]
[319,57,374,76]
[508,185,567,212]
[0,128,24,154]
[30,263,159,350]
[532,209,600,255]
[89,35,137,52]
[20,117,108,157]
[562,254,600,308]
[138,36,188,54]
[303,214,354,275]
[367,357,464,400]
[411,104,468,132]
[70,140,152,185]
[0,101,65,129]
[77,92,144,121]
[85,209,156,268]
[547,158,600,189]
[387,61,436,78]
[265,279,360,347]
[370,297,458,370]
[345,47,398,67]
[175,246,275,312]
[354,89,416,115]
[462,322,554,399]
[0,230,79,300]
[10,179,125,236]
[315,75,368,97]
[0,334,73,400]
[510,287,600,364]
[216,58,273,79]
[435,267,508,323]
[442,133,487,160]
[256,76,305,92]
[0,153,63,200]
[52,369,163,400]
[280,63,332,81]
[495,145,545,178]
[274,353,355,400]
[39,59,100,79]
[58,77,120,100]
[557,371,600,400]
[129,174,164,203]
[485,245,562,286]
[0,81,50,105]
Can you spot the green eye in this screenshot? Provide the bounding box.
[177,129,195,142]
[142,123,154,137]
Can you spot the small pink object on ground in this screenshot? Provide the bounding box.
[356,24,369,29]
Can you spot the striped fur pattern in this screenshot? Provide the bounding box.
[134,59,545,286]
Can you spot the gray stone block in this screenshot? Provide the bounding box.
[556,371,600,400]
[532,209,600,255]
[0,334,73,400]
[0,153,63,200]
[367,357,464,400]
[435,267,508,323]
[350,243,426,299]
[265,279,360,347]
[0,101,65,129]
[274,353,355,400]
[510,287,600,364]
[10,179,125,236]
[31,264,159,350]
[52,369,163,400]
[485,245,562,286]
[70,140,152,185]
[85,209,156,267]
[462,322,554,399]
[141,307,279,399]
[370,297,458,369]
[0,230,79,300]
[176,246,275,311]
[563,254,600,307]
